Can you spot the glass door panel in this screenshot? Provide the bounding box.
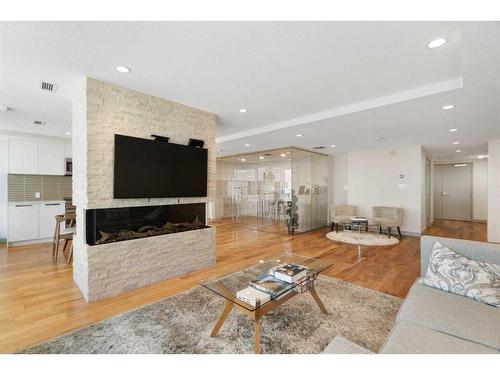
[255,149,291,234]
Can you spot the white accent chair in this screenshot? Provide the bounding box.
[329,205,356,232]
[372,206,404,238]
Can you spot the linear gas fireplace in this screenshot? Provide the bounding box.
[85,203,208,245]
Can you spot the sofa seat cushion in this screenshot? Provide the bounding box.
[398,281,500,349]
[380,321,498,354]
[322,336,374,354]
[372,217,398,226]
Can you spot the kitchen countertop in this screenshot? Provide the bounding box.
[8,200,66,205]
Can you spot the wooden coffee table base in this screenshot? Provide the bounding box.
[210,287,328,354]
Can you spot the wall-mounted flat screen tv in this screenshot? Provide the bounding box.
[113,134,208,198]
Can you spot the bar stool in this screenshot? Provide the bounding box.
[52,212,76,262]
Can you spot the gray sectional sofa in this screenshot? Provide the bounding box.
[323,235,500,354]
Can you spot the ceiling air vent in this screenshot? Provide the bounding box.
[33,120,46,126]
[40,81,57,93]
[312,146,326,150]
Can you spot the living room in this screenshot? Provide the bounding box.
[0,2,499,374]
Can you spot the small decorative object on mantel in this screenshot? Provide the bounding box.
[151,134,170,142]
[188,138,205,148]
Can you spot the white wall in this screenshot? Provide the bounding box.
[488,139,500,243]
[0,137,7,242]
[346,145,423,235]
[472,159,488,221]
[332,154,348,206]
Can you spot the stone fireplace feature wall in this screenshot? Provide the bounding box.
[85,227,215,301]
[72,77,217,302]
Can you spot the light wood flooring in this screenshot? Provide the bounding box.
[0,218,487,353]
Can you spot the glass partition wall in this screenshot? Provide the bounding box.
[215,147,327,234]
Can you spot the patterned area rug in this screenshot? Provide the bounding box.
[326,230,400,246]
[20,276,401,354]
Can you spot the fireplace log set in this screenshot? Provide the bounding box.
[95,216,207,245]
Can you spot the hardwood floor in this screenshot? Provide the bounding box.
[0,218,486,353]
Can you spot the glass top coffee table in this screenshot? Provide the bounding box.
[201,254,333,353]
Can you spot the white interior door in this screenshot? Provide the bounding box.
[434,164,472,221]
[425,158,431,227]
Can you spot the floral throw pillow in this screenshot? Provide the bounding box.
[420,241,500,307]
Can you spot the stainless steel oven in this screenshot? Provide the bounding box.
[65,158,72,176]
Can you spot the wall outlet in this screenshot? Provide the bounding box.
[35,192,41,198]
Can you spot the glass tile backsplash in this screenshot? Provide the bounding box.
[8,174,72,201]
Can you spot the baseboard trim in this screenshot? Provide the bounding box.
[472,219,487,223]
[363,227,420,237]
[7,238,53,247]
[401,231,421,237]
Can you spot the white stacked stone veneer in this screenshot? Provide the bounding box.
[72,78,217,301]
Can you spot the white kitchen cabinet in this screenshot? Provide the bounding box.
[38,202,65,238]
[8,138,38,174]
[38,142,65,175]
[8,203,39,242]
[64,141,72,158]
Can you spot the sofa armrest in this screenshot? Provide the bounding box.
[420,236,500,276]
[322,336,374,354]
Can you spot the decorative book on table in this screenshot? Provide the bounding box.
[350,216,368,223]
[271,263,307,283]
[293,273,318,293]
[248,274,292,299]
[236,287,271,307]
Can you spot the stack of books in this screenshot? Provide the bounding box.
[350,216,368,224]
[236,263,311,307]
[270,263,307,283]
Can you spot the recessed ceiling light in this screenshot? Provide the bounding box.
[280,153,286,157]
[240,158,246,162]
[295,134,303,137]
[244,143,250,147]
[259,156,264,160]
[330,145,336,148]
[65,131,72,135]
[427,38,447,49]
[477,155,489,159]
[454,164,467,167]
[449,128,458,132]
[452,141,460,145]
[239,108,247,113]
[375,136,384,141]
[442,105,455,110]
[116,65,131,73]
[456,150,462,153]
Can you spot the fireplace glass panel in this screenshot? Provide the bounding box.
[86,203,207,245]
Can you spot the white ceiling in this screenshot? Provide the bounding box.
[0,21,499,158]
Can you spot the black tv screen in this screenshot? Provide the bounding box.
[113,134,208,198]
